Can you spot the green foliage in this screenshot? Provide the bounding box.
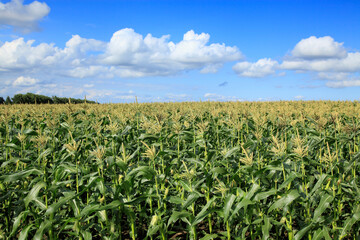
[6,92,96,104]
[5,96,12,104]
[0,101,360,239]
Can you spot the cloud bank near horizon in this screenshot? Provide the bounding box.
[0,28,242,79]
[1,32,360,101]
[233,36,360,88]
[0,28,244,99]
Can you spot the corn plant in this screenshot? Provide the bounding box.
[0,101,360,239]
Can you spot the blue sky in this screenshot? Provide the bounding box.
[0,0,360,102]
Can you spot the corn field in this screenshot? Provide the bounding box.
[1,101,360,239]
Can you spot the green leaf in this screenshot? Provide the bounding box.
[96,180,106,195]
[192,197,217,226]
[224,146,239,159]
[199,234,218,240]
[18,224,33,240]
[312,228,323,240]
[36,148,52,162]
[223,194,236,223]
[254,189,277,201]
[182,192,200,209]
[210,167,227,175]
[309,174,328,196]
[80,200,123,218]
[9,211,29,237]
[241,226,250,239]
[245,183,260,200]
[98,210,108,222]
[268,190,300,213]
[262,216,271,240]
[121,125,132,136]
[24,128,37,136]
[230,198,254,221]
[58,163,78,173]
[0,169,42,183]
[80,204,103,218]
[138,133,158,141]
[147,225,160,236]
[46,192,76,216]
[168,196,184,205]
[101,200,123,210]
[186,158,204,168]
[126,166,155,180]
[167,211,192,226]
[179,180,193,192]
[294,224,312,240]
[322,227,332,240]
[46,177,100,216]
[339,205,360,239]
[5,143,21,150]
[81,231,92,240]
[278,172,301,191]
[24,181,46,208]
[33,220,52,240]
[313,194,334,221]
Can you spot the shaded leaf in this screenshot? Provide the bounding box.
[268,190,300,213]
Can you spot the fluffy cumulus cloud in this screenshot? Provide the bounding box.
[0,0,50,33]
[282,52,360,73]
[0,38,56,69]
[0,28,242,85]
[280,36,360,87]
[12,76,40,86]
[233,58,279,78]
[232,35,360,88]
[101,29,242,76]
[291,36,347,59]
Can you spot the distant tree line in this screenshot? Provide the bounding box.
[0,93,96,104]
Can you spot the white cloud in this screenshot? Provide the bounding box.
[0,29,242,81]
[11,82,117,101]
[281,52,360,73]
[317,72,349,81]
[0,38,56,69]
[280,36,360,75]
[67,66,110,78]
[291,36,347,59]
[200,63,223,74]
[85,89,114,99]
[232,36,360,88]
[165,93,191,101]
[84,84,94,88]
[204,93,243,101]
[326,80,360,88]
[233,58,279,78]
[115,95,136,100]
[279,36,360,88]
[12,76,39,86]
[294,95,305,100]
[101,29,242,77]
[0,0,50,33]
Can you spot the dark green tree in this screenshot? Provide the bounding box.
[5,96,12,105]
[12,93,25,104]
[0,97,4,104]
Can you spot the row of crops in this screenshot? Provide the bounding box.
[1,101,360,239]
